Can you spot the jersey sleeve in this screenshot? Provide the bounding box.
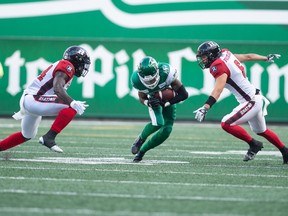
[53,60,75,80]
[165,64,178,85]
[209,59,230,79]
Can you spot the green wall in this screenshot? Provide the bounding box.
[0,0,287,121]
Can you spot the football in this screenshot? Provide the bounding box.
[154,88,176,102]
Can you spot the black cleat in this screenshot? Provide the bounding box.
[133,151,145,163]
[39,135,63,153]
[280,147,288,164]
[131,136,145,155]
[243,139,263,162]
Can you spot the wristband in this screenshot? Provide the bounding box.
[205,96,216,108]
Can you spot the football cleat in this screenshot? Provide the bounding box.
[133,151,145,163]
[131,136,145,155]
[280,146,288,164]
[39,136,63,153]
[243,140,263,162]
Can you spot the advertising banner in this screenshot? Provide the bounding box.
[0,1,287,121]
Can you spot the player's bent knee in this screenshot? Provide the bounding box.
[162,126,173,137]
[221,122,230,131]
[255,129,267,135]
[22,131,37,140]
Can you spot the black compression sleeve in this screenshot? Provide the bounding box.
[168,85,188,105]
[205,96,216,108]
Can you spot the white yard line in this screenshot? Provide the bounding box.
[0,189,287,203]
[0,165,287,178]
[0,207,96,215]
[0,176,287,190]
[0,207,231,216]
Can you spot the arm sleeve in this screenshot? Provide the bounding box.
[168,85,188,105]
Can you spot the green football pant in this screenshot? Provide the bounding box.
[140,104,176,153]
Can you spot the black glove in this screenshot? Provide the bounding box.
[148,97,161,108]
[266,54,281,63]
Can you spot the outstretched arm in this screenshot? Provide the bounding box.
[235,53,281,63]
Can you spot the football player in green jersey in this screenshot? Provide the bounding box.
[130,56,188,162]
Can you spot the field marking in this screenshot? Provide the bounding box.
[7,157,189,165]
[189,150,282,156]
[1,189,287,203]
[1,176,288,190]
[0,166,287,178]
[0,207,96,215]
[0,207,241,216]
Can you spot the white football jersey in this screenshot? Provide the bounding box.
[209,49,256,103]
[25,60,75,95]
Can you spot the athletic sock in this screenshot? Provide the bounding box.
[51,108,77,134]
[0,132,26,151]
[221,122,253,143]
[257,128,285,149]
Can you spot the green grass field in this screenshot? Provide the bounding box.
[0,118,288,216]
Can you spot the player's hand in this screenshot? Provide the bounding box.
[70,100,89,115]
[193,106,208,122]
[266,54,281,63]
[148,97,161,108]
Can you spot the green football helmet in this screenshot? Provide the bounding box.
[137,56,160,89]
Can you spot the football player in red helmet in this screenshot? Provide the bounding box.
[0,46,90,153]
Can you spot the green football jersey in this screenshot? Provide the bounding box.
[131,62,178,96]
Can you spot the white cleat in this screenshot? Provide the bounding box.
[50,145,63,153]
[39,136,63,153]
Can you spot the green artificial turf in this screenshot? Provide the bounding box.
[0,118,287,216]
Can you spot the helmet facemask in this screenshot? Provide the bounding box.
[74,60,90,77]
[196,54,209,69]
[138,69,160,89]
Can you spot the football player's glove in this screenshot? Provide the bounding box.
[148,97,161,108]
[70,100,89,115]
[193,106,208,122]
[266,54,281,63]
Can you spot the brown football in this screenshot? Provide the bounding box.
[154,88,176,102]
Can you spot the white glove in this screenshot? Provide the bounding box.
[266,54,281,63]
[193,106,208,122]
[70,100,89,115]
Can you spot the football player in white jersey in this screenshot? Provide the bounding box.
[194,41,288,164]
[131,56,188,162]
[0,46,90,153]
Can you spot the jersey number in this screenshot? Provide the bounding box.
[37,65,52,81]
[234,59,246,78]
